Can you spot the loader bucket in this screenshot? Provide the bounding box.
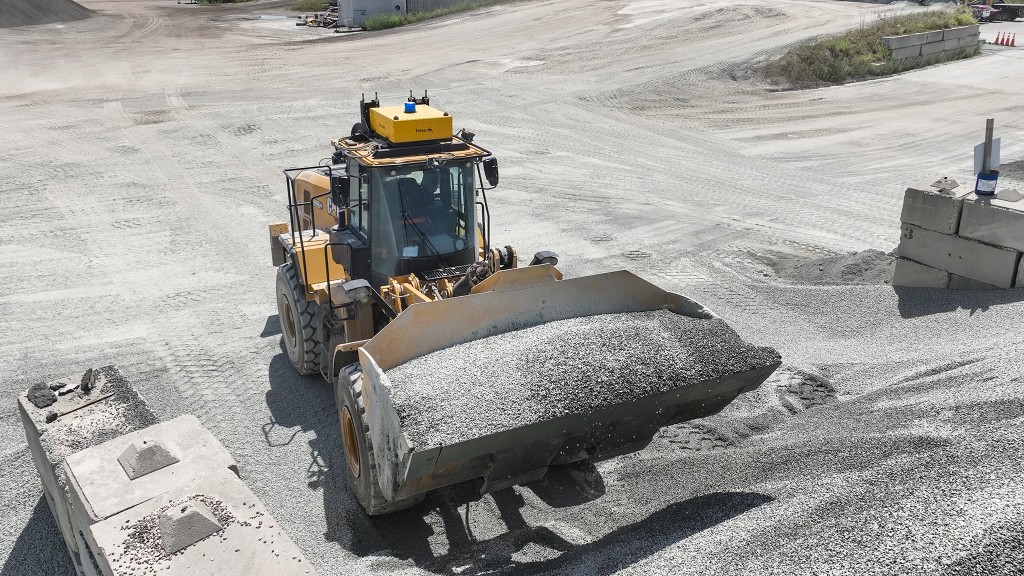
[357,266,780,502]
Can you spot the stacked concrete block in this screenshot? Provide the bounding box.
[64,420,311,575]
[882,25,980,64]
[88,469,311,575]
[893,257,950,288]
[898,224,1018,288]
[959,192,1024,252]
[17,366,159,576]
[18,369,316,576]
[899,177,973,234]
[63,415,239,572]
[949,274,999,290]
[893,177,1024,289]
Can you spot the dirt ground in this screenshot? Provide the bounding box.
[2,0,1024,574]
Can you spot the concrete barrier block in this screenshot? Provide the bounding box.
[898,224,1020,288]
[17,366,158,576]
[64,415,239,568]
[883,31,940,49]
[900,177,972,234]
[949,274,1000,290]
[959,192,1024,252]
[1018,259,1024,288]
[943,25,980,40]
[943,38,962,51]
[64,415,237,524]
[89,469,314,576]
[892,257,949,288]
[921,41,947,56]
[71,528,104,576]
[891,45,922,60]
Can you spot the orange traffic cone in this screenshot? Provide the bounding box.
[994,32,1003,45]
[1012,33,1017,48]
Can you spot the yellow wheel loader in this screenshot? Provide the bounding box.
[269,92,781,515]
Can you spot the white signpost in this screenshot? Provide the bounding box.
[973,138,1001,174]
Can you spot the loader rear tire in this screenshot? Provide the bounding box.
[276,263,322,376]
[336,365,425,515]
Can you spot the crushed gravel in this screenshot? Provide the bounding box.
[772,249,896,286]
[115,495,236,567]
[0,0,91,28]
[386,310,780,448]
[3,0,1024,574]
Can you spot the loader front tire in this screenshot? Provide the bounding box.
[276,263,322,376]
[337,365,425,515]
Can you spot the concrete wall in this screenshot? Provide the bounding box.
[883,25,980,63]
[893,176,1024,289]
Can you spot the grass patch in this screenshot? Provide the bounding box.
[764,8,978,88]
[363,0,505,30]
[293,0,328,11]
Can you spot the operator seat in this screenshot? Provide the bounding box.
[392,177,430,225]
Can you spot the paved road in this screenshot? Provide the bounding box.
[1,1,1023,575]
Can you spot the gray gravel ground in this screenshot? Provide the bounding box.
[387,311,779,447]
[2,0,1024,575]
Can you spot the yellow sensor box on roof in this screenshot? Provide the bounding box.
[368,104,453,144]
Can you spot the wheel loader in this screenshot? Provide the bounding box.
[269,92,781,515]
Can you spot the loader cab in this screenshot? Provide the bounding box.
[345,159,479,288]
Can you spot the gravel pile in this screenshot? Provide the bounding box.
[386,310,780,448]
[0,0,91,28]
[773,249,896,285]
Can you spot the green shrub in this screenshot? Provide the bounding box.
[363,0,505,31]
[764,8,978,88]
[293,0,328,11]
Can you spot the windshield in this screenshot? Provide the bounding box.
[369,161,476,273]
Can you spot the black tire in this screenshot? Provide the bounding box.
[276,263,322,376]
[336,364,425,515]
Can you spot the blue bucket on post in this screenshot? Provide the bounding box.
[976,170,999,196]
[404,102,416,114]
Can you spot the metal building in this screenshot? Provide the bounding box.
[338,0,405,28]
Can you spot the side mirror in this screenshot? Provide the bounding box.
[331,175,350,211]
[483,158,499,187]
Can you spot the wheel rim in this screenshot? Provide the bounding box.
[278,293,298,350]
[341,406,361,478]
